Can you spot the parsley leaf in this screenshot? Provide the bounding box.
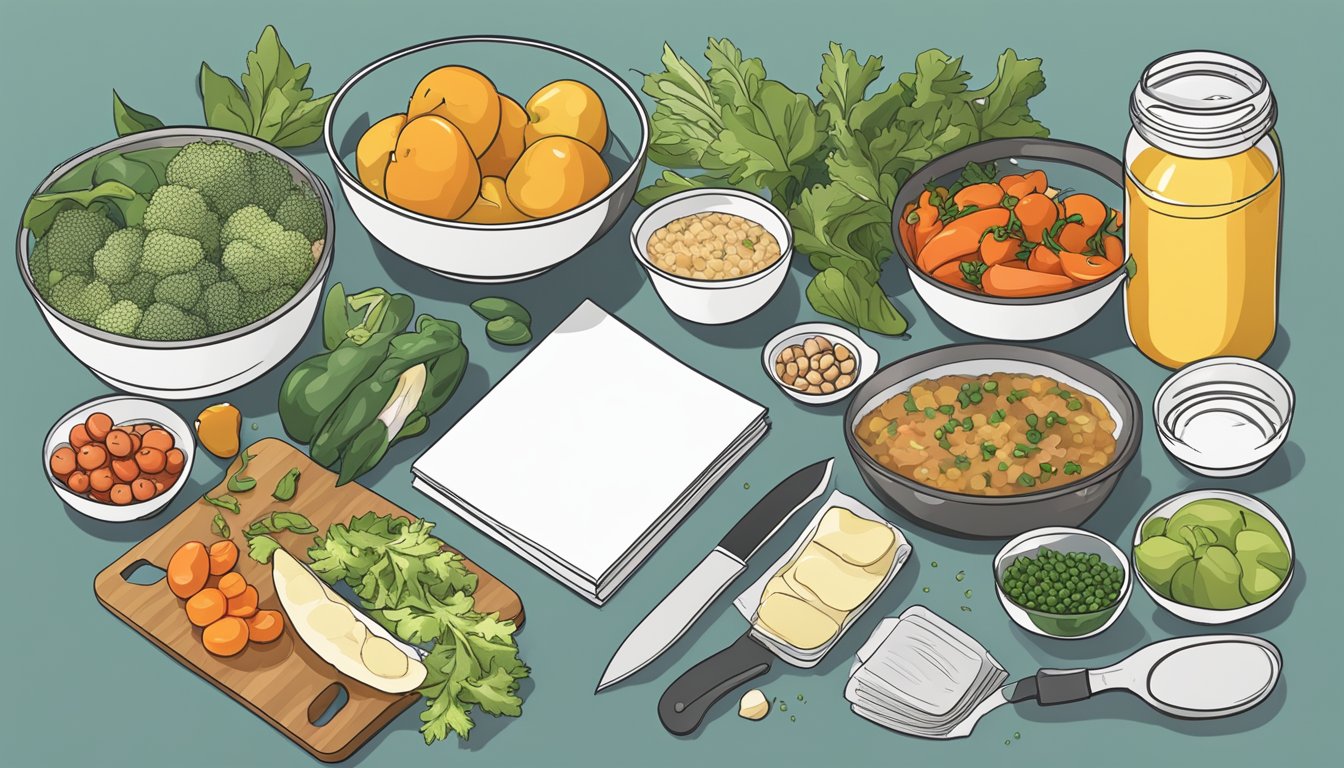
[307,512,528,744]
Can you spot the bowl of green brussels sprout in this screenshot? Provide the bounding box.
[1132,490,1294,625]
[16,127,333,399]
[993,527,1132,639]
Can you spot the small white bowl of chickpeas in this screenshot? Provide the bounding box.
[44,396,194,523]
[762,323,879,406]
[631,188,793,325]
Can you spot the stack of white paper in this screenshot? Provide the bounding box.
[412,300,769,605]
[846,605,1007,736]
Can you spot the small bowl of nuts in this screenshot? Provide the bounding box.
[762,323,878,405]
[630,188,793,325]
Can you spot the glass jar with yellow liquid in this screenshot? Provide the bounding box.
[1125,52,1282,368]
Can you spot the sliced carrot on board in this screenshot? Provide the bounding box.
[981,264,1076,297]
[980,235,1023,266]
[1060,250,1119,283]
[1028,244,1065,275]
[953,183,1004,210]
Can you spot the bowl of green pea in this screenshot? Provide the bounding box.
[993,527,1131,639]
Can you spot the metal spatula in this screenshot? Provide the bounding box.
[935,635,1281,738]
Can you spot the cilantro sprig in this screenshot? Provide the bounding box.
[307,512,528,744]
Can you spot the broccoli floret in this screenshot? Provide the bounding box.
[111,272,157,307]
[42,207,116,279]
[92,227,145,284]
[94,300,143,336]
[49,274,113,324]
[246,151,295,215]
[274,187,325,242]
[144,184,220,256]
[153,272,202,310]
[137,302,207,341]
[165,141,251,218]
[199,279,243,334]
[28,239,55,298]
[239,286,294,324]
[141,230,204,276]
[192,259,222,287]
[221,206,315,292]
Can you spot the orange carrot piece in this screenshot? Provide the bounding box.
[1063,194,1108,231]
[917,208,1011,272]
[999,174,1031,198]
[1027,244,1065,275]
[1014,193,1057,243]
[953,183,1004,211]
[1056,221,1093,253]
[980,235,1023,267]
[1060,250,1119,283]
[1102,235,1124,267]
[1023,170,1048,194]
[981,264,1076,297]
[913,209,943,254]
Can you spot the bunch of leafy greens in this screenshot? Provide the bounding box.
[112,26,334,148]
[307,512,528,744]
[638,40,1049,334]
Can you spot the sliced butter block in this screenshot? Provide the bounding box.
[791,542,884,612]
[756,592,840,650]
[813,507,895,567]
[864,535,900,577]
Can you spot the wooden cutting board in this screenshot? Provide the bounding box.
[95,438,524,763]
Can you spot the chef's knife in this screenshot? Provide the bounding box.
[596,458,833,692]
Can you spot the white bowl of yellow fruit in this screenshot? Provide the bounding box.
[323,36,649,283]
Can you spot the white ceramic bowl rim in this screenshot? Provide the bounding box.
[43,396,194,519]
[630,188,795,289]
[892,137,1128,305]
[1131,489,1295,617]
[322,35,651,232]
[15,127,335,350]
[1154,356,1295,447]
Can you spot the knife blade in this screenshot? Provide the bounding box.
[596,458,833,692]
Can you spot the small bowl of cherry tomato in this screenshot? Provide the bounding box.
[44,396,194,522]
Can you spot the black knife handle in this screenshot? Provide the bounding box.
[718,458,831,561]
[658,633,774,735]
[1009,667,1093,706]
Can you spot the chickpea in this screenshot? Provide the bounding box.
[773,336,860,396]
[647,212,783,280]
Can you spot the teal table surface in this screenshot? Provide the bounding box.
[2,0,1340,765]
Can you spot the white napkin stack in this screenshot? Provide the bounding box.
[412,300,769,605]
[846,605,1007,736]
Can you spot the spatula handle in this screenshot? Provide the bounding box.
[1009,667,1093,705]
[658,633,773,735]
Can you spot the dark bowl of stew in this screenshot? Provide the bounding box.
[844,343,1141,539]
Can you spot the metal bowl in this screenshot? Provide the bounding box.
[843,343,1142,538]
[16,127,334,399]
[891,138,1127,340]
[323,35,649,283]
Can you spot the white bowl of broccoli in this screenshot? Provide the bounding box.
[16,128,333,399]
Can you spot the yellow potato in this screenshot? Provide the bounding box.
[478,95,529,178]
[524,79,608,152]
[356,114,406,199]
[505,136,610,218]
[460,176,532,224]
[385,115,482,221]
[407,66,501,157]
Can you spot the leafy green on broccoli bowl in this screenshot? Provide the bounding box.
[16,128,334,399]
